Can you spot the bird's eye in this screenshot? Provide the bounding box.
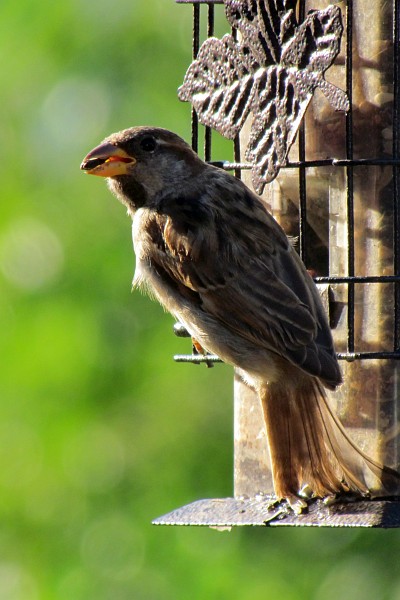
[140,136,157,152]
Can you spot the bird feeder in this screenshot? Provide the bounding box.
[153,0,400,527]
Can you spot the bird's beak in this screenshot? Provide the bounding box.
[80,142,136,177]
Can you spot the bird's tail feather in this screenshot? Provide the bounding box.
[259,376,400,501]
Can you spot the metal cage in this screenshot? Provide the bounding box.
[153,0,400,528]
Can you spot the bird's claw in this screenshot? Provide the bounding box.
[286,495,308,515]
[322,494,338,506]
[266,494,309,515]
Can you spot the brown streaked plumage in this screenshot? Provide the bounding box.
[81,126,400,511]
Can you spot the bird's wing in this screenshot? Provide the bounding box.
[142,175,340,386]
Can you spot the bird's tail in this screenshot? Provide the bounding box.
[259,375,400,502]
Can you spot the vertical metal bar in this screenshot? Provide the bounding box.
[191,2,200,153]
[204,3,215,161]
[231,23,241,179]
[207,4,214,43]
[298,123,307,264]
[234,136,241,179]
[345,0,355,354]
[393,0,400,351]
[298,1,307,266]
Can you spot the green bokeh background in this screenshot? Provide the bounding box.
[1,1,400,598]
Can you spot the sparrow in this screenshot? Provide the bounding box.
[81,126,400,511]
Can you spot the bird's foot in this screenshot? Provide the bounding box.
[322,494,338,506]
[322,491,367,506]
[285,494,308,515]
[279,484,314,514]
[266,493,309,515]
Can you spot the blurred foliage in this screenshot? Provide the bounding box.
[1,1,400,599]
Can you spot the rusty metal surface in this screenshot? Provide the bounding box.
[153,497,400,528]
[153,496,282,526]
[178,0,349,194]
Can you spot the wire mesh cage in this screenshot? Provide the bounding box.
[154,0,400,527]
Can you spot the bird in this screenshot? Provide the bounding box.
[81,126,400,512]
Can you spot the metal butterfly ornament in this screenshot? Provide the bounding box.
[178,0,349,195]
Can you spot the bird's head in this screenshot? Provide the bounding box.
[80,126,204,212]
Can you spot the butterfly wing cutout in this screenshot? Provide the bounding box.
[178,0,349,194]
[178,34,257,140]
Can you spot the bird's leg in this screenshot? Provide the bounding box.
[192,337,214,369]
[192,338,206,355]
